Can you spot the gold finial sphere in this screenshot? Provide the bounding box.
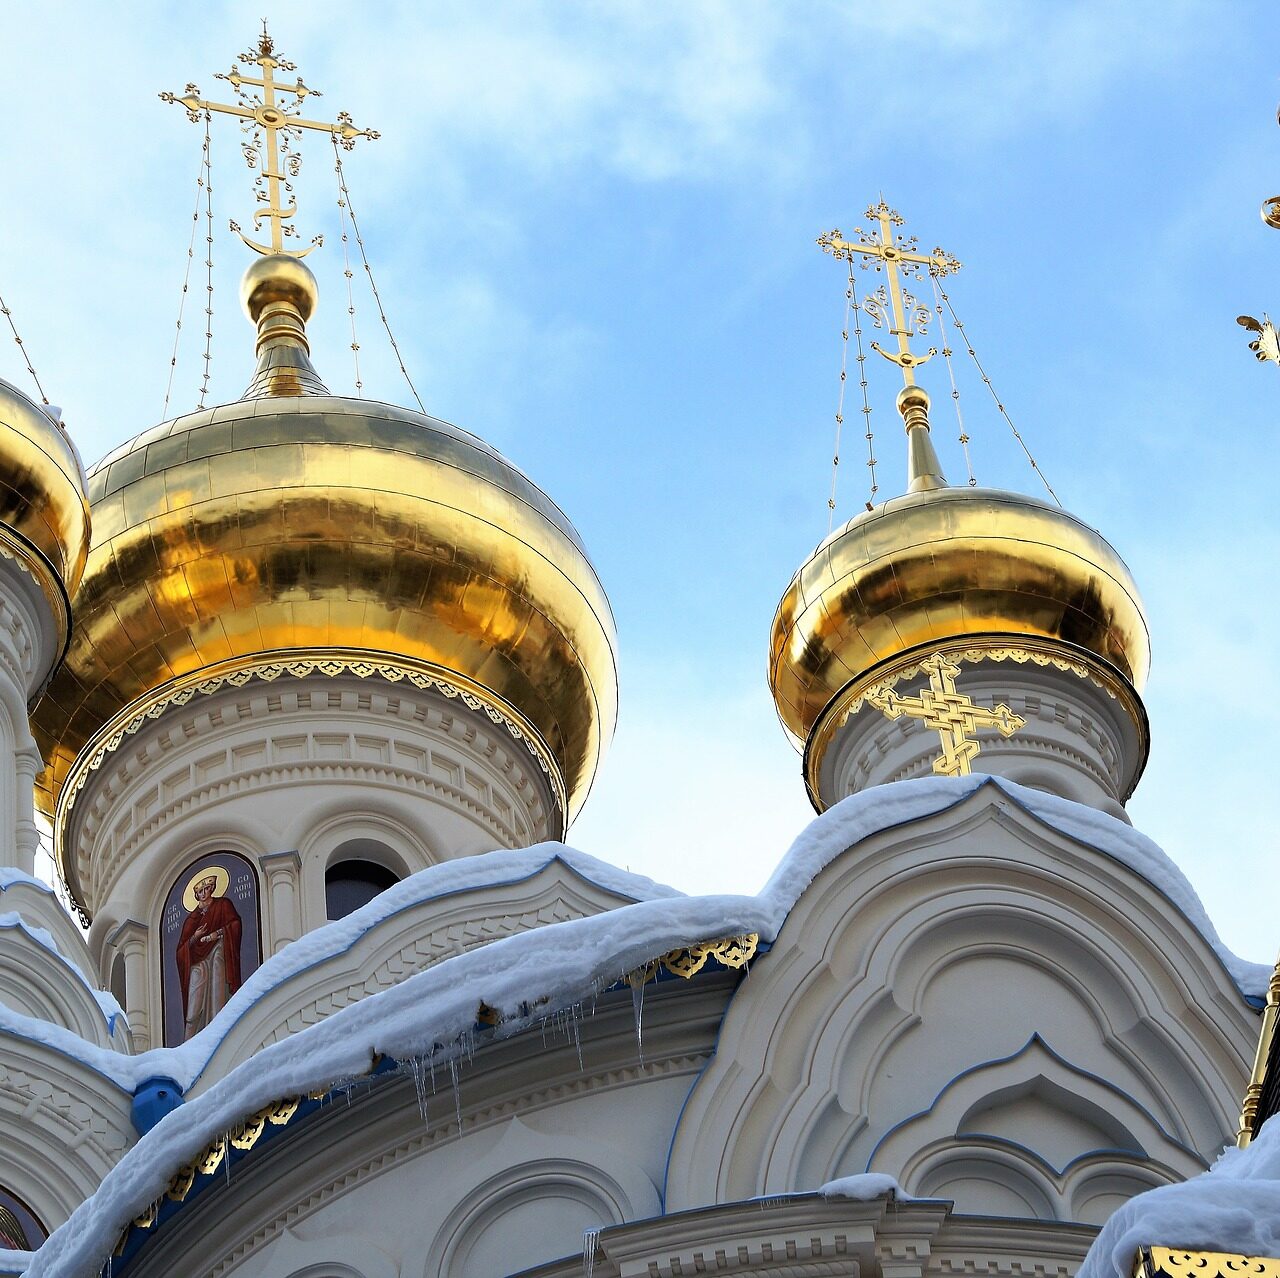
[240,253,319,324]
[896,384,931,415]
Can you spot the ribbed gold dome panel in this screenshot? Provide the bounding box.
[32,396,617,827]
[0,378,91,671]
[769,486,1150,750]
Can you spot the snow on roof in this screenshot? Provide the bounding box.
[0,912,126,1035]
[0,1249,31,1277]
[0,868,51,894]
[1080,1115,1280,1278]
[21,775,1270,1278]
[1,842,682,1095]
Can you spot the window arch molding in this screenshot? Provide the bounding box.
[431,1158,634,1278]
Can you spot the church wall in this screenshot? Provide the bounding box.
[0,560,54,877]
[666,787,1255,1217]
[122,978,731,1278]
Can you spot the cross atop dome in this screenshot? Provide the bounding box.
[161,22,378,259]
[818,202,960,388]
[819,202,962,494]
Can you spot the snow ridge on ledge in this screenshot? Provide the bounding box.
[19,776,1271,1277]
[0,843,682,1094]
[1080,1116,1280,1278]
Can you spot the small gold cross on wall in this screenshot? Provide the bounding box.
[865,652,1025,777]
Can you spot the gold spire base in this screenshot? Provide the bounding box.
[898,385,947,493]
[239,255,329,399]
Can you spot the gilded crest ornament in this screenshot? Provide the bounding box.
[864,651,1025,777]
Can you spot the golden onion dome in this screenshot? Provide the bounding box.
[31,256,617,841]
[0,377,91,687]
[768,386,1149,769]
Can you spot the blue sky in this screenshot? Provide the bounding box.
[2,2,1278,962]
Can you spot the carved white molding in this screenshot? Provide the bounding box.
[0,1040,134,1230]
[0,920,120,1048]
[69,673,559,918]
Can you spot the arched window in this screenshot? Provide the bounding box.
[325,858,399,921]
[0,1185,46,1250]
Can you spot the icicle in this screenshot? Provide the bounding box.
[448,1057,463,1133]
[569,1002,584,1073]
[630,974,646,1065]
[583,1226,601,1278]
[223,1134,231,1186]
[408,1057,430,1123]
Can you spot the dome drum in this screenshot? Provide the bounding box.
[805,636,1150,815]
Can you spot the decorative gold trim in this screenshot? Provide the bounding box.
[1136,1247,1280,1278]
[1238,956,1280,1146]
[56,649,568,913]
[628,934,760,986]
[804,635,1149,811]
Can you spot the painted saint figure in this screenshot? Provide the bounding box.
[176,867,243,1040]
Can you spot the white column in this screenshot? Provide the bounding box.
[260,850,303,954]
[109,919,152,1052]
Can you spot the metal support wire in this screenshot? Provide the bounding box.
[827,262,853,531]
[0,288,50,406]
[933,276,1060,506]
[335,163,364,395]
[197,111,215,410]
[332,135,425,413]
[849,268,878,510]
[931,272,975,486]
[162,112,210,419]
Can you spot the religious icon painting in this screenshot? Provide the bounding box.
[160,851,262,1047]
[0,1185,45,1251]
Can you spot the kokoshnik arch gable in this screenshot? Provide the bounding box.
[0,24,1275,1278]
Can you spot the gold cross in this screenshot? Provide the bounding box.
[818,201,960,388]
[162,23,378,258]
[865,653,1025,777]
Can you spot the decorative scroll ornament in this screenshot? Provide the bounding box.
[1237,314,1280,365]
[1135,1247,1280,1278]
[161,22,378,258]
[863,651,1024,777]
[627,934,760,987]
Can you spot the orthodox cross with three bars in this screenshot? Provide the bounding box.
[864,653,1025,777]
[162,23,378,259]
[818,201,961,388]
